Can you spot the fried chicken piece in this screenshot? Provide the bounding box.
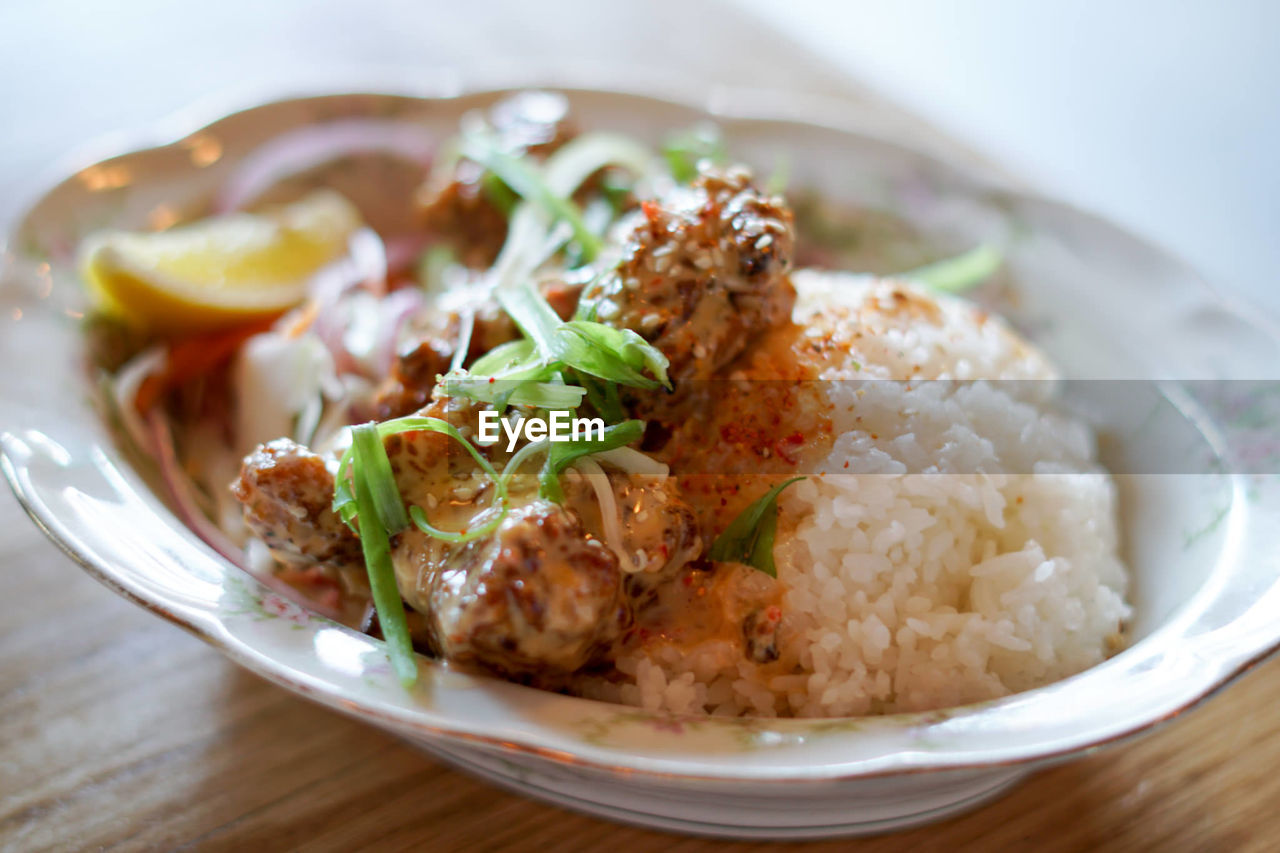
[582,165,797,382]
[379,399,698,678]
[373,336,454,420]
[231,438,363,572]
[395,500,627,677]
[560,471,703,601]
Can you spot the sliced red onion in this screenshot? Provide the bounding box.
[373,286,428,377]
[307,227,390,374]
[384,233,431,278]
[112,346,167,455]
[147,410,247,570]
[308,227,387,307]
[215,120,436,214]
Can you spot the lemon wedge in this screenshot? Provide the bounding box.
[80,190,362,333]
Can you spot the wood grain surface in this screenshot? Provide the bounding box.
[3,474,1280,853]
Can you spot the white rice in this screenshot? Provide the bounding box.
[583,271,1130,717]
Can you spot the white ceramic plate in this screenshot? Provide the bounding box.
[3,82,1279,839]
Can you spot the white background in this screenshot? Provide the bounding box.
[737,0,1280,315]
[2,0,1275,315]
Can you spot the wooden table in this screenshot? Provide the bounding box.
[3,484,1279,851]
[3,3,1278,850]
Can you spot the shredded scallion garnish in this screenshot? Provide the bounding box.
[661,123,728,183]
[538,419,645,502]
[346,423,417,686]
[905,244,1003,294]
[417,244,456,294]
[444,376,587,411]
[335,416,522,682]
[557,320,670,390]
[481,171,519,216]
[496,281,565,358]
[494,283,671,391]
[573,369,627,424]
[443,282,668,415]
[459,133,604,262]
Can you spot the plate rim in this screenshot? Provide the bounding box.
[3,74,1278,784]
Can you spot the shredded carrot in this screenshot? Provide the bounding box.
[135,316,277,413]
[282,299,320,339]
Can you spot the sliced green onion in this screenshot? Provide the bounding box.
[766,153,791,195]
[417,244,456,294]
[348,423,417,687]
[574,369,626,423]
[905,244,1003,293]
[449,309,475,374]
[480,132,653,283]
[352,421,410,533]
[538,419,645,502]
[479,135,649,305]
[446,376,586,410]
[385,417,508,545]
[408,503,503,545]
[496,283,667,385]
[556,321,671,390]
[661,123,728,183]
[459,133,603,261]
[541,133,654,196]
[490,205,551,289]
[444,286,665,417]
[708,477,806,577]
[481,171,518,216]
[498,437,551,491]
[467,338,537,376]
[496,282,563,358]
[494,283,669,390]
[334,415,510,545]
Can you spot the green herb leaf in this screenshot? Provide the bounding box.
[904,244,1002,294]
[538,419,646,502]
[707,477,806,577]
